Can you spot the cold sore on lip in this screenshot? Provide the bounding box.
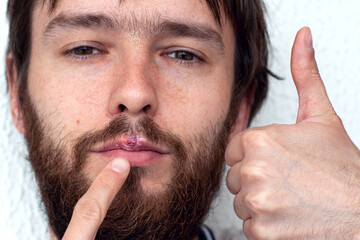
[127,135,137,147]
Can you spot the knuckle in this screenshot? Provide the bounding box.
[242,130,270,149]
[233,193,243,215]
[310,66,320,76]
[329,113,343,127]
[226,168,240,194]
[244,194,258,211]
[240,165,253,182]
[245,190,279,217]
[240,162,268,182]
[225,148,237,166]
[225,137,243,166]
[249,221,268,240]
[74,198,103,225]
[244,192,263,212]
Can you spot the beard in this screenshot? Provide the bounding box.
[21,92,235,240]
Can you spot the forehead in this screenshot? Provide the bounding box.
[35,0,224,29]
[31,0,235,57]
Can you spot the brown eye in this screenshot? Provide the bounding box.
[165,50,201,66]
[174,51,195,61]
[72,46,100,55]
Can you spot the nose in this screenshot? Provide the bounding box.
[108,58,159,118]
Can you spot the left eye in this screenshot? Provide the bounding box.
[167,51,197,61]
[72,46,101,55]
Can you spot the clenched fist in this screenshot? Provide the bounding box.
[226,27,360,239]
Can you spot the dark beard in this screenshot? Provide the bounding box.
[21,93,234,240]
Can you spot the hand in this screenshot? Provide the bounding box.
[226,27,360,239]
[62,158,130,240]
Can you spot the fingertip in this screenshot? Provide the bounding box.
[292,27,314,60]
[291,26,319,86]
[304,27,313,50]
[225,133,245,167]
[111,158,130,174]
[296,27,312,47]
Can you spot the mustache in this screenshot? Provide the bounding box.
[71,115,185,171]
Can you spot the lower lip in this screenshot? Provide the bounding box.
[91,149,167,167]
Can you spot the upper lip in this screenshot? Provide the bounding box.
[90,136,169,154]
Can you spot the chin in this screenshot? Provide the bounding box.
[139,177,170,194]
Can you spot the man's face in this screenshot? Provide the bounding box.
[15,0,241,238]
[29,0,235,189]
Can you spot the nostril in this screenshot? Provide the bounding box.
[142,104,151,113]
[117,104,151,114]
[119,104,127,112]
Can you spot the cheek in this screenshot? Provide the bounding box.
[155,66,233,137]
[27,59,113,142]
[179,87,231,134]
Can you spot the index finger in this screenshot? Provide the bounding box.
[225,131,245,166]
[63,158,130,240]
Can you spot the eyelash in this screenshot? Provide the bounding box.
[164,50,203,66]
[64,45,105,61]
[63,45,204,66]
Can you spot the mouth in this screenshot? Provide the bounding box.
[90,135,170,167]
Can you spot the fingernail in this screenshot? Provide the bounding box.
[305,28,313,50]
[111,158,129,173]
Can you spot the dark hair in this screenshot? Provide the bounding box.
[6,0,273,123]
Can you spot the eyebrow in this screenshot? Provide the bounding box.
[43,13,225,52]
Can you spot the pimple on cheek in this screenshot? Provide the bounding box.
[76,120,80,124]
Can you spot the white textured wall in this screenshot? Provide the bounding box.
[1,1,359,239]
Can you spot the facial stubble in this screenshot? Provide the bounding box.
[21,92,234,240]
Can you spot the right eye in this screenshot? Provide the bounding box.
[167,51,198,61]
[63,44,105,61]
[72,46,102,56]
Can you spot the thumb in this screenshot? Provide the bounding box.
[291,27,336,124]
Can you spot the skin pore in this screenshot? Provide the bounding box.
[9,0,251,239]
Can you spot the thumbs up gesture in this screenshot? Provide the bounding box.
[226,27,360,239]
